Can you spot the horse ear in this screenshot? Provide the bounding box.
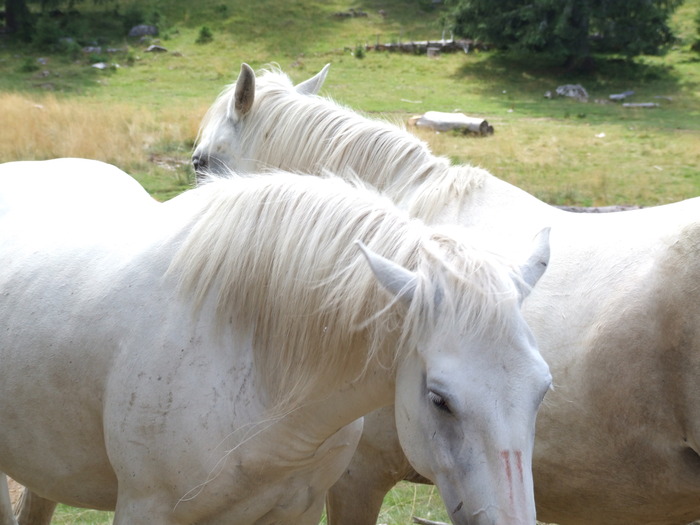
[295,64,330,95]
[233,63,256,117]
[517,227,551,301]
[356,241,417,303]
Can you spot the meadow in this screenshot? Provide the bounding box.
[1,0,698,203]
[1,0,699,523]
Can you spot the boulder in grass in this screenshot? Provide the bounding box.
[555,84,588,102]
[128,24,158,38]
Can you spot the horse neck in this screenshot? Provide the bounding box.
[168,177,418,418]
[401,164,564,257]
[252,100,558,234]
[284,361,397,442]
[250,93,445,202]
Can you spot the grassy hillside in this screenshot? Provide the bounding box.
[1,0,698,203]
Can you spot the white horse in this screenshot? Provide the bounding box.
[0,159,551,525]
[190,64,700,525]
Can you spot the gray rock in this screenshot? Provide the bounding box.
[555,84,588,102]
[128,24,159,38]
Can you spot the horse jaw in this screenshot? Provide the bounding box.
[295,64,330,95]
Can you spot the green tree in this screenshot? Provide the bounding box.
[5,0,34,39]
[4,0,118,41]
[4,0,81,35]
[447,0,683,67]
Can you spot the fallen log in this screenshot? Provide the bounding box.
[556,204,642,213]
[409,111,494,136]
[370,39,475,54]
[622,102,660,108]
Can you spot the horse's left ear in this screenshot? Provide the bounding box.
[295,64,330,95]
[356,241,417,304]
[517,227,551,301]
[233,63,256,117]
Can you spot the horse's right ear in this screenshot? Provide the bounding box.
[233,63,256,117]
[356,240,417,304]
[517,227,551,303]
[295,64,330,95]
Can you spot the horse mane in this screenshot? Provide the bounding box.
[198,66,490,222]
[169,173,521,412]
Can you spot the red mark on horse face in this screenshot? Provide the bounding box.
[501,450,514,505]
[501,450,512,482]
[515,449,523,484]
[499,449,533,522]
[501,449,525,510]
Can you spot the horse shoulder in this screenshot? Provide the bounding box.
[535,216,700,523]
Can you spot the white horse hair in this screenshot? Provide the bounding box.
[193,64,489,224]
[170,172,526,412]
[0,158,551,525]
[190,64,700,525]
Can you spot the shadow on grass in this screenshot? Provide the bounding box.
[451,51,700,129]
[454,51,684,97]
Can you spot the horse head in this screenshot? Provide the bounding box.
[359,228,552,525]
[192,63,330,179]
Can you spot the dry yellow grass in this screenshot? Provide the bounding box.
[0,92,201,169]
[1,92,697,206]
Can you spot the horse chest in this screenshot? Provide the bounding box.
[168,419,363,525]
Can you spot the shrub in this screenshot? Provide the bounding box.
[32,15,64,51]
[122,4,146,33]
[57,37,82,59]
[18,58,40,73]
[195,25,214,44]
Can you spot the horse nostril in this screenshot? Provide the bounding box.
[192,155,207,172]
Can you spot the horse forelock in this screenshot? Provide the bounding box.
[168,173,520,412]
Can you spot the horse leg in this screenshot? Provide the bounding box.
[326,406,412,525]
[15,488,56,525]
[325,471,394,525]
[0,476,18,525]
[293,494,328,525]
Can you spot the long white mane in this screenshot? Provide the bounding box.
[197,67,490,222]
[169,173,521,410]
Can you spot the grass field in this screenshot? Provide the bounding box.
[1,0,698,204]
[1,0,699,523]
[49,482,451,524]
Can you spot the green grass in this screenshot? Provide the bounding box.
[53,505,113,525]
[51,483,451,525]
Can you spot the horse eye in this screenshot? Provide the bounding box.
[428,390,451,413]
